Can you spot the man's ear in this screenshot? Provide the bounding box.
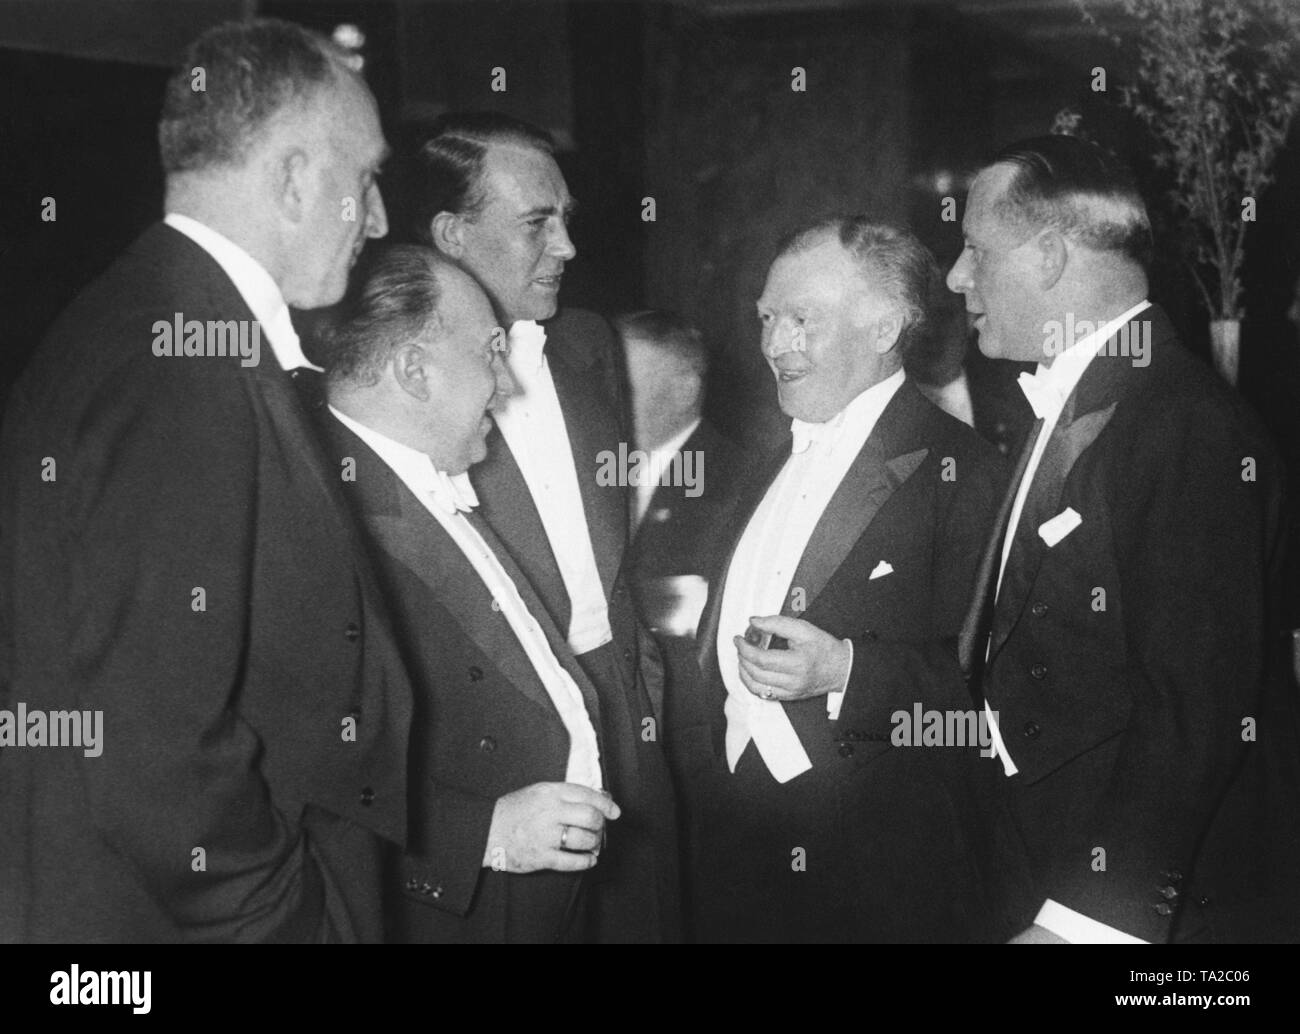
[273,147,311,224]
[392,341,435,402]
[872,310,904,355]
[1036,228,1068,291]
[429,211,465,259]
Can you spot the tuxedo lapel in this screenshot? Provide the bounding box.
[548,349,626,597]
[471,422,572,632]
[331,417,570,721]
[782,382,931,617]
[988,317,1147,660]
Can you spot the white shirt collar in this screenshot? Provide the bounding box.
[507,320,548,373]
[790,367,906,454]
[327,404,478,514]
[163,212,322,372]
[1020,299,1151,420]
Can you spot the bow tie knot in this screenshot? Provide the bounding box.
[428,470,480,515]
[1018,369,1063,420]
[790,419,827,455]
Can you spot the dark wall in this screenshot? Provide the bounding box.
[639,4,912,445]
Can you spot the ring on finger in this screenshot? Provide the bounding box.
[560,824,569,849]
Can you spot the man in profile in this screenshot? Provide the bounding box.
[0,19,408,942]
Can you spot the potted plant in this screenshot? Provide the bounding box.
[1081,0,1300,384]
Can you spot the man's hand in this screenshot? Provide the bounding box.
[482,782,620,874]
[1008,924,1069,944]
[732,615,852,703]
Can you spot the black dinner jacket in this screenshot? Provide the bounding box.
[449,308,680,943]
[683,378,1008,941]
[856,304,1299,941]
[978,304,1294,941]
[0,223,413,943]
[321,411,612,943]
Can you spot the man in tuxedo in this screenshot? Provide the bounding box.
[938,135,1294,942]
[316,245,624,942]
[681,218,1006,943]
[0,19,410,942]
[407,113,680,941]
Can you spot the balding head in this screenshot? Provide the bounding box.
[324,245,512,474]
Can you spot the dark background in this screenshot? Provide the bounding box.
[2,0,1298,463]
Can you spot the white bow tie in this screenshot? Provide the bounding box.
[1018,369,1064,421]
[508,320,548,373]
[790,418,827,455]
[428,469,480,515]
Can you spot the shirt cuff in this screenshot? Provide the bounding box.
[826,638,853,720]
[1034,899,1149,944]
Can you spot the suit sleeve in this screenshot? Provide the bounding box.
[405,784,499,916]
[1044,400,1278,941]
[67,357,327,942]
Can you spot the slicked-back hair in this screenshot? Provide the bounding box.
[988,135,1153,268]
[614,309,708,379]
[158,18,349,174]
[324,245,447,387]
[408,112,556,244]
[775,216,941,359]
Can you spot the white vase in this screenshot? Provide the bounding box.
[1209,318,1241,386]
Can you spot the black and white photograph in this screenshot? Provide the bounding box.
[1,0,1299,1013]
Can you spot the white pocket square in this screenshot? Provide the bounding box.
[1038,507,1082,547]
[869,560,894,580]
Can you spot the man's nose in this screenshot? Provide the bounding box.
[549,220,577,261]
[366,184,389,239]
[946,251,970,294]
[763,320,797,358]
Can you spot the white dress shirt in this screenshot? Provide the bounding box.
[328,405,603,790]
[163,213,321,373]
[717,369,905,783]
[491,320,614,656]
[632,417,702,529]
[981,299,1151,944]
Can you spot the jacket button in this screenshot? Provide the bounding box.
[838,743,855,758]
[344,622,361,642]
[468,666,484,682]
[1164,869,1184,884]
[1023,721,1040,739]
[1030,663,1048,679]
[1153,902,1174,917]
[479,736,497,753]
[430,885,443,900]
[1159,884,1179,900]
[359,786,375,806]
[404,877,419,892]
[1031,602,1049,618]
[419,881,434,896]
[1197,895,1211,907]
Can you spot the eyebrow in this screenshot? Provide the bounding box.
[520,198,579,220]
